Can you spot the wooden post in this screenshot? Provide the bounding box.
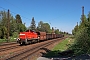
[7,9,10,42]
[82,6,84,23]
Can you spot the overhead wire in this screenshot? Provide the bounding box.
[1,0,33,22]
[5,0,38,20]
[0,6,7,11]
[3,0,44,24]
[0,6,30,20]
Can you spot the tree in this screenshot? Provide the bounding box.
[0,10,27,39]
[55,29,60,34]
[0,11,8,27]
[0,11,9,38]
[72,22,78,35]
[43,23,51,33]
[42,23,50,33]
[8,15,17,35]
[0,30,2,38]
[0,26,7,39]
[37,21,51,33]
[87,12,90,23]
[18,23,27,32]
[15,14,22,23]
[29,17,36,31]
[15,14,26,33]
[70,12,90,55]
[51,27,54,33]
[37,21,44,31]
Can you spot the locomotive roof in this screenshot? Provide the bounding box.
[26,30,35,32]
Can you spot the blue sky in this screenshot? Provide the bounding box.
[0,0,90,34]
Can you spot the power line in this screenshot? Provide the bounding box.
[2,0,57,25]
[0,6,39,27]
[4,0,32,19]
[0,6,7,11]
[0,6,31,22]
[4,0,23,11]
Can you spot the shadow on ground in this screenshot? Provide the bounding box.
[40,48,90,60]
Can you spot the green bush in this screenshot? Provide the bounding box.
[12,32,18,38]
[70,27,90,55]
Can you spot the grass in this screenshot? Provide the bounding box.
[53,38,69,51]
[0,39,7,43]
[53,37,74,51]
[0,37,17,44]
[44,37,75,57]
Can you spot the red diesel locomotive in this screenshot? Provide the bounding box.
[17,30,64,45]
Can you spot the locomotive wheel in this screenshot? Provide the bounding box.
[23,42,25,45]
[19,42,23,45]
[35,39,38,43]
[19,42,25,45]
[28,41,32,44]
[37,39,39,43]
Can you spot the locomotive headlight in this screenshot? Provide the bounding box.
[38,36,40,39]
[17,38,20,41]
[17,38,20,43]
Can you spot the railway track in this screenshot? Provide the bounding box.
[0,45,20,52]
[0,42,17,46]
[1,37,65,60]
[0,42,20,53]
